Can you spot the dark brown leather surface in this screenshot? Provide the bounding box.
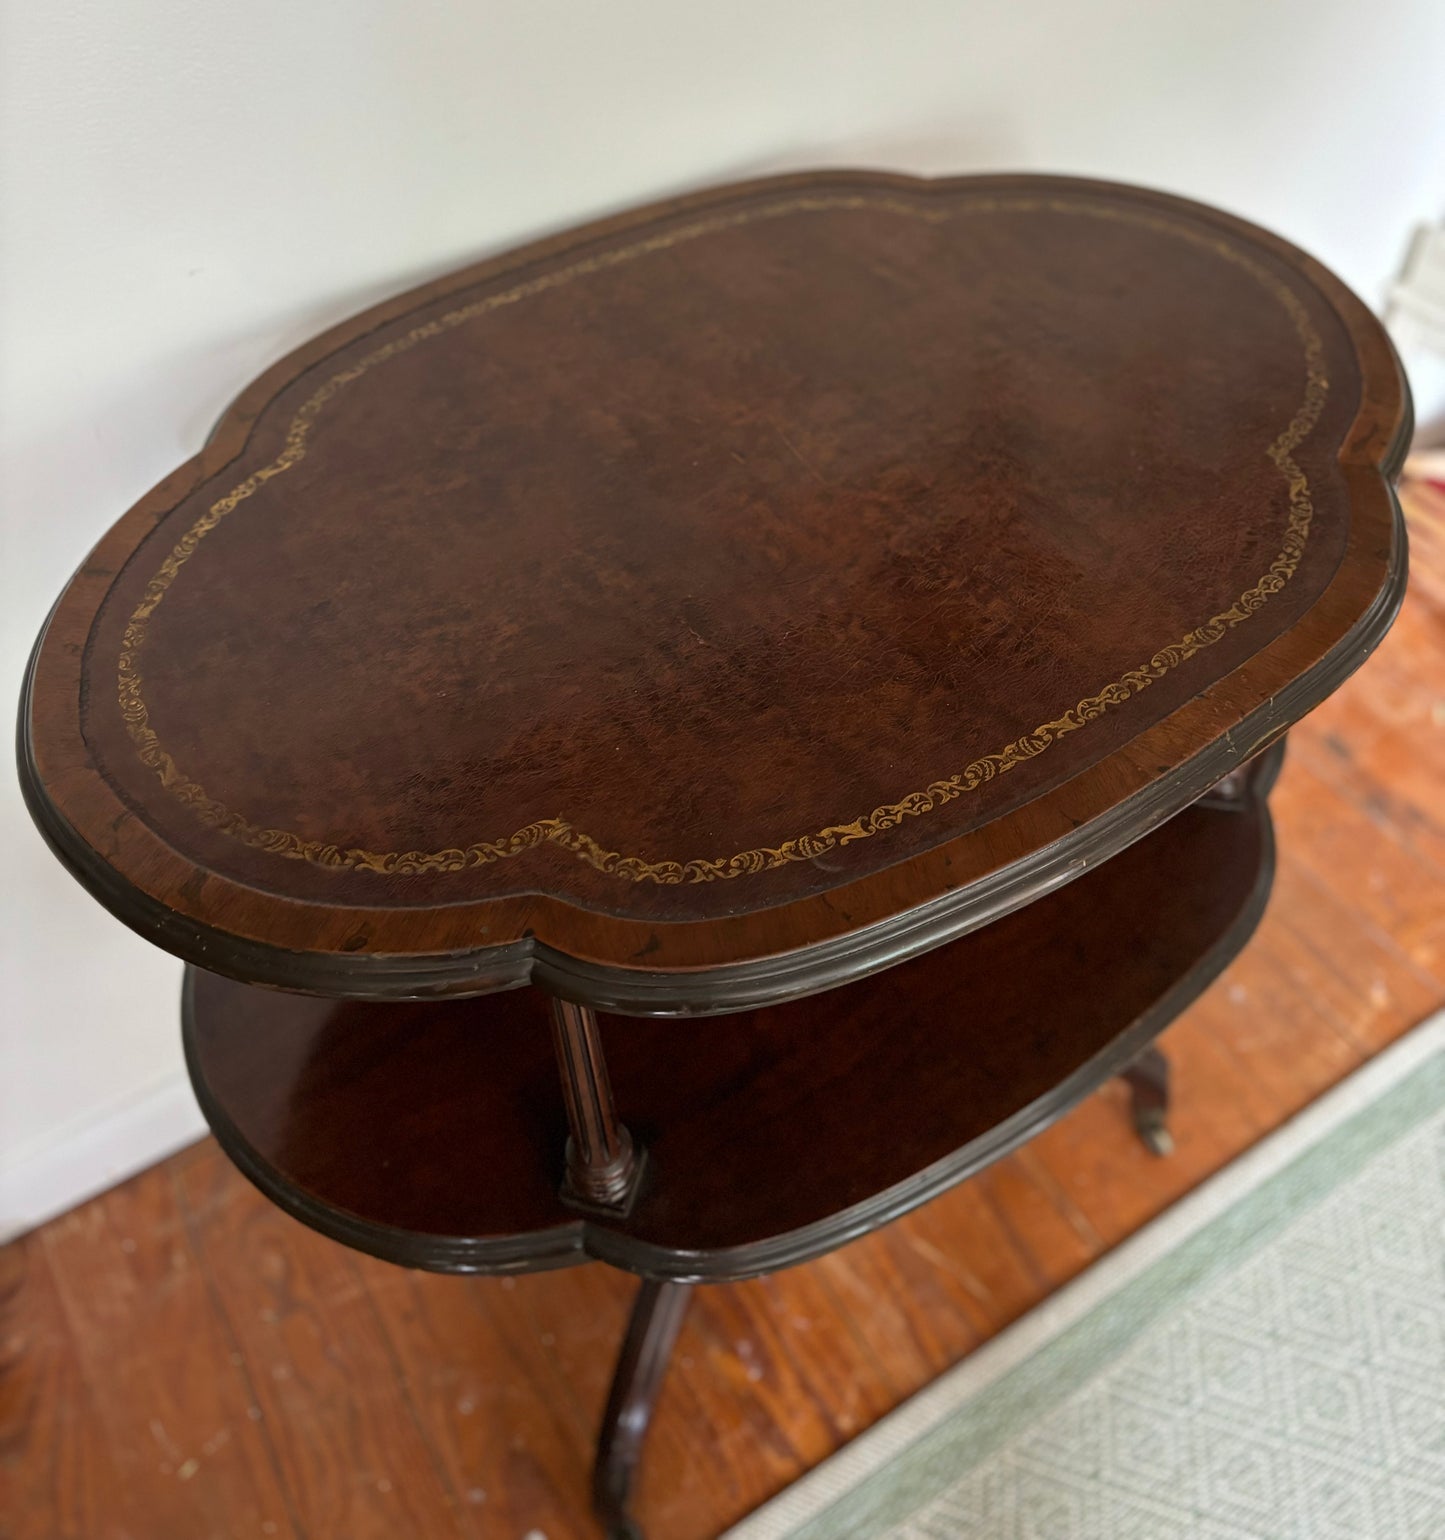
[81,180,1356,920]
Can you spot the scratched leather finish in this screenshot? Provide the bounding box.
[79,177,1364,921]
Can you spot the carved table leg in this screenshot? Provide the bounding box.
[594,1278,694,1540]
[1121,1044,1173,1156]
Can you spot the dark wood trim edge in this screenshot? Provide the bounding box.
[178,968,586,1275]
[179,793,1276,1281]
[584,797,1280,1282]
[15,169,1410,1013]
[19,485,1397,1015]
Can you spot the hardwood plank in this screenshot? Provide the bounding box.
[1285,488,1445,872]
[643,1274,898,1539]
[809,1234,978,1395]
[0,1232,139,1540]
[1313,600,1445,753]
[1186,920,1365,1128]
[359,1261,600,1538]
[171,1147,468,1540]
[1244,862,1442,1054]
[1269,756,1445,983]
[509,1260,898,1540]
[1292,711,1445,880]
[1293,608,1445,794]
[971,1152,1105,1291]
[1025,1011,1267,1248]
[37,1170,299,1540]
[811,1180,1040,1390]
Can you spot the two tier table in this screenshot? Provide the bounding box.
[18,171,1409,1538]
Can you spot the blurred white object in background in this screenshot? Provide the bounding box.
[1388,221,1445,445]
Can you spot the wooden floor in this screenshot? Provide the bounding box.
[5,483,1444,1540]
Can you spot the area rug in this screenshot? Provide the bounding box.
[723,1013,1445,1540]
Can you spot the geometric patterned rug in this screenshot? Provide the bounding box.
[723,1014,1445,1540]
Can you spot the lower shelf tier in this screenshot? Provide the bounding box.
[184,799,1274,1282]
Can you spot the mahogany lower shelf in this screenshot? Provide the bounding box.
[184,797,1273,1283]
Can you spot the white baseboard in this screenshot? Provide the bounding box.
[0,1073,207,1244]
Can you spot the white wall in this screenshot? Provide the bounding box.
[4,0,1445,1236]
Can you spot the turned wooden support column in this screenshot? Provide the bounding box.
[549,997,642,1211]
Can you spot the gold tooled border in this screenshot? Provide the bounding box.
[117,193,1328,885]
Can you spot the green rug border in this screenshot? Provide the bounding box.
[748,1028,1444,1540]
